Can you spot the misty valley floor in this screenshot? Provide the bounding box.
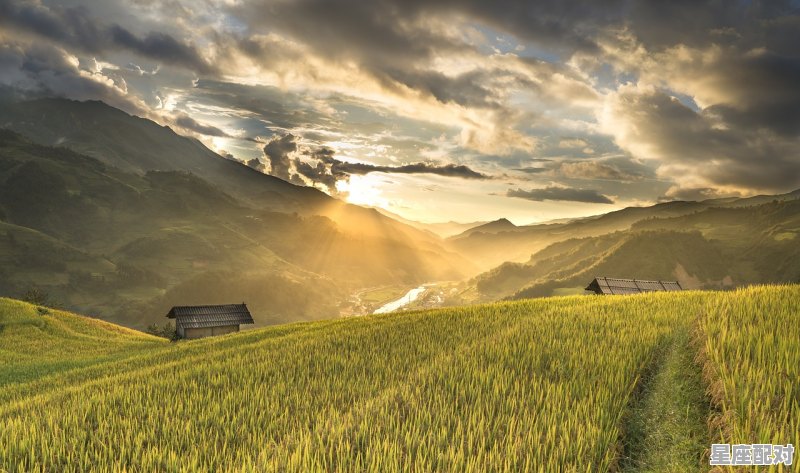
[0,286,798,472]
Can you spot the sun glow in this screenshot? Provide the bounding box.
[336,174,388,208]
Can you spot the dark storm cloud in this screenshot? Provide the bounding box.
[0,0,215,73]
[507,186,614,204]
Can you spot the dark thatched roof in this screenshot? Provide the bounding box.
[166,304,254,328]
[585,277,682,295]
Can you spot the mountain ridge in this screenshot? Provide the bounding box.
[0,122,470,328]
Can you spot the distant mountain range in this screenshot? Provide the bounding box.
[446,190,800,270]
[454,194,800,303]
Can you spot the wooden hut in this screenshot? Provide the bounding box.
[585,277,682,295]
[167,304,254,339]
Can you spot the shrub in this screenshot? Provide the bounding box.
[146,322,177,341]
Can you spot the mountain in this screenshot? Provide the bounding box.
[0,102,472,328]
[447,191,800,271]
[450,218,518,239]
[0,98,327,212]
[0,98,467,253]
[459,199,800,301]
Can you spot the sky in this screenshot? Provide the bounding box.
[1,0,799,224]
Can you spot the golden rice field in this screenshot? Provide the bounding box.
[698,286,800,470]
[0,286,797,472]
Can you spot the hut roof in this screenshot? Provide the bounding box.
[585,277,682,295]
[166,304,254,328]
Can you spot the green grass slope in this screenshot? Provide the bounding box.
[1,286,797,471]
[0,298,164,386]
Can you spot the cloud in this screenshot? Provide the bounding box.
[263,133,298,182]
[301,142,490,182]
[293,156,338,191]
[3,0,800,215]
[214,1,800,198]
[678,49,800,137]
[600,83,800,193]
[258,134,490,193]
[246,157,266,172]
[232,0,607,64]
[222,1,598,156]
[0,0,215,73]
[174,113,231,138]
[108,26,215,74]
[0,38,146,115]
[513,158,643,182]
[329,161,490,180]
[187,80,337,133]
[554,160,639,181]
[507,186,614,204]
[618,2,800,54]
[558,138,588,148]
[657,186,742,203]
[514,166,549,174]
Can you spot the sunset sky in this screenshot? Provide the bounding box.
[1,0,799,223]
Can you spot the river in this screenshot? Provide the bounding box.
[373,285,428,314]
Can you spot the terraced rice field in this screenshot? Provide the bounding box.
[0,286,797,472]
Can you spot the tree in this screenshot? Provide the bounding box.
[21,287,49,306]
